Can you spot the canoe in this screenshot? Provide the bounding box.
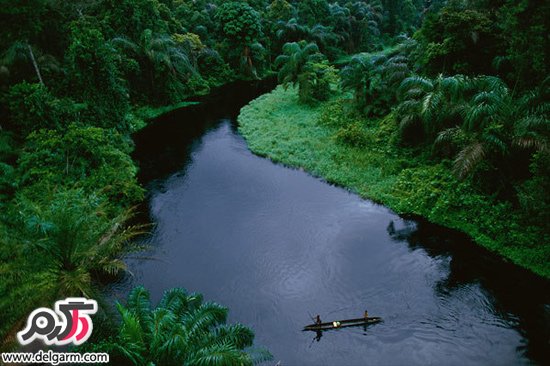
[303,316,382,331]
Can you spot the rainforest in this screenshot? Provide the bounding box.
[0,0,548,365]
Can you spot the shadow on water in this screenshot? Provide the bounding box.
[387,217,550,363]
[125,79,549,365]
[132,79,277,185]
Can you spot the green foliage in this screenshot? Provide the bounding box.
[0,0,49,47]
[113,29,201,104]
[340,52,409,116]
[495,0,549,89]
[239,85,550,278]
[0,189,145,343]
[396,74,472,142]
[65,21,130,130]
[335,121,371,147]
[267,0,293,21]
[275,41,332,103]
[328,1,383,53]
[5,82,84,136]
[89,286,272,366]
[517,151,550,229]
[298,0,330,27]
[216,2,262,45]
[397,73,549,189]
[0,131,17,162]
[414,5,497,75]
[17,124,143,207]
[99,0,172,41]
[380,0,423,35]
[298,61,337,104]
[215,2,264,77]
[0,162,16,206]
[197,49,234,87]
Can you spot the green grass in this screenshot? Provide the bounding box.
[238,85,550,278]
[135,100,201,120]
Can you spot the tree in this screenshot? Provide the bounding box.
[215,2,264,77]
[0,188,144,339]
[275,41,327,103]
[113,29,198,103]
[436,76,549,180]
[495,0,549,89]
[5,82,84,136]
[329,1,383,53]
[341,52,409,115]
[99,0,172,41]
[267,0,293,21]
[414,4,498,75]
[1,41,45,85]
[65,21,130,130]
[341,54,386,111]
[297,0,330,27]
[90,286,272,365]
[298,60,337,104]
[381,0,422,35]
[17,124,144,206]
[396,74,471,142]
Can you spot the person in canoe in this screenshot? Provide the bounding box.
[364,310,369,319]
[315,315,322,325]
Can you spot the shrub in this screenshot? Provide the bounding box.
[335,121,371,147]
[5,82,84,136]
[17,124,143,207]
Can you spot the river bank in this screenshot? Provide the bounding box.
[238,85,549,279]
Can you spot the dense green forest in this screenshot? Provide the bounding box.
[0,0,548,363]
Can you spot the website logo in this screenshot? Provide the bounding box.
[17,298,98,346]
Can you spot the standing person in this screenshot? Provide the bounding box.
[315,315,322,325]
[364,310,369,319]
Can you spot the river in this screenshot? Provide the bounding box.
[123,81,549,365]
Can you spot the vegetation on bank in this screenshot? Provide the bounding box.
[239,85,549,278]
[83,286,271,365]
[0,0,547,361]
[0,0,421,354]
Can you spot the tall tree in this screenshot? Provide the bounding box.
[215,2,264,77]
[65,21,129,130]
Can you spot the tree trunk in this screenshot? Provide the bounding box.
[243,46,254,77]
[27,44,44,86]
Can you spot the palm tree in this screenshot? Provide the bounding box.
[397,74,471,139]
[275,18,309,44]
[348,1,382,51]
[341,52,409,115]
[113,29,196,98]
[329,1,382,52]
[436,76,549,178]
[14,189,145,299]
[92,286,272,366]
[275,41,323,89]
[1,41,60,86]
[510,77,550,153]
[0,189,145,345]
[306,24,338,55]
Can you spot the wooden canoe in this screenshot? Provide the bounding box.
[303,316,382,331]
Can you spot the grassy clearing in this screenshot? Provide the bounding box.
[238,85,550,278]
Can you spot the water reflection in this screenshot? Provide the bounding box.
[388,218,550,363]
[127,81,549,365]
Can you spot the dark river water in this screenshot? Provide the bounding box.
[126,81,550,365]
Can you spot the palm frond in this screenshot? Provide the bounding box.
[453,141,486,178]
